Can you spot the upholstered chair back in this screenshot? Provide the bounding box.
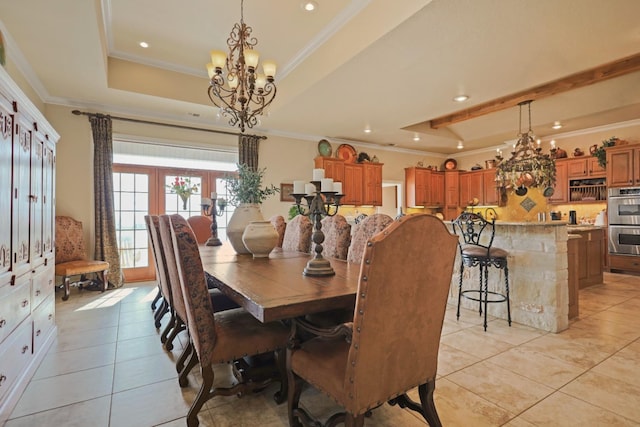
[168,214,218,367]
[282,215,313,253]
[346,214,457,413]
[158,215,188,325]
[269,215,287,248]
[320,215,351,260]
[55,216,88,263]
[344,214,458,413]
[186,215,212,244]
[145,215,173,307]
[346,213,393,264]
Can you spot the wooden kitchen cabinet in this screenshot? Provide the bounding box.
[566,157,605,178]
[342,163,363,205]
[548,160,568,203]
[362,163,383,205]
[459,170,497,206]
[444,171,460,220]
[606,144,640,187]
[405,167,443,207]
[314,156,344,183]
[483,169,499,205]
[572,228,604,288]
[567,235,580,319]
[314,157,383,206]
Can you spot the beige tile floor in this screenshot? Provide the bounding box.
[5,271,640,426]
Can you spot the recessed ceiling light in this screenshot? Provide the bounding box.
[413,135,421,141]
[301,1,318,11]
[364,128,372,133]
[457,140,464,149]
[139,41,149,48]
[453,95,469,102]
[552,121,563,130]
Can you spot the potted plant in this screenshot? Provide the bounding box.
[591,136,617,168]
[223,164,279,254]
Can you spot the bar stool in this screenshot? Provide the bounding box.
[452,212,511,331]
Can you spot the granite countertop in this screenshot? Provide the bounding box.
[567,224,606,231]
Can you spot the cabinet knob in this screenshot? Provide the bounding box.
[21,345,29,354]
[0,374,6,386]
[0,319,6,328]
[21,300,28,308]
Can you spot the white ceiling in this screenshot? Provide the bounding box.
[1,0,639,154]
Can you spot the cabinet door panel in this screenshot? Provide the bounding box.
[342,164,363,205]
[549,161,568,203]
[607,148,634,187]
[483,170,499,205]
[13,120,31,272]
[430,172,444,206]
[0,100,12,274]
[30,136,44,264]
[567,159,587,177]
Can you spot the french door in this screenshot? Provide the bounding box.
[112,164,232,282]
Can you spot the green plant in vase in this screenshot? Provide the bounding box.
[223,163,279,206]
[222,164,280,255]
[591,136,617,169]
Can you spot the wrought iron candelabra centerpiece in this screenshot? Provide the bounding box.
[292,182,343,277]
[201,196,228,247]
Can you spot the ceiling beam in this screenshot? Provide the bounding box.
[429,52,640,129]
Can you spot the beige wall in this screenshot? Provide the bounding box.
[5,61,640,253]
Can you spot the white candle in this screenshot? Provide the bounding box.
[333,182,343,194]
[321,178,333,192]
[201,197,212,206]
[305,183,317,195]
[293,180,305,194]
[312,168,325,181]
[211,192,217,200]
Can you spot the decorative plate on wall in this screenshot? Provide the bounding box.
[335,144,357,163]
[317,139,332,157]
[444,158,457,170]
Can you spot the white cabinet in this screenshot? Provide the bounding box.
[0,67,58,424]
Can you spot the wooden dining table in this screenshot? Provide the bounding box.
[199,244,361,323]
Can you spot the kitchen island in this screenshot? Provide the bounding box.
[449,221,575,333]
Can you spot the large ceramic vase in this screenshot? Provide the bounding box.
[242,221,279,258]
[226,203,264,254]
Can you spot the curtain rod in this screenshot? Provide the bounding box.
[71,110,267,140]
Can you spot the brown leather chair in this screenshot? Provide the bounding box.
[320,214,351,260]
[54,216,109,301]
[145,215,181,347]
[167,214,290,427]
[287,214,458,427]
[186,215,212,244]
[282,215,312,253]
[269,215,287,248]
[347,213,393,264]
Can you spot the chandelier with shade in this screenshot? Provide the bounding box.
[206,0,277,132]
[495,100,556,196]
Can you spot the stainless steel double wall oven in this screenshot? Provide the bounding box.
[608,187,640,255]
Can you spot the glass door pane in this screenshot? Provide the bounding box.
[113,170,155,282]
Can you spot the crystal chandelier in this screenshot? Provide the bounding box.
[206,0,277,132]
[495,100,556,195]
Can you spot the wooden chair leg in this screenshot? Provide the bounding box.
[273,348,287,404]
[62,276,70,301]
[187,364,215,427]
[179,345,199,387]
[165,316,186,351]
[101,269,109,292]
[344,413,365,427]
[418,380,442,427]
[176,340,193,374]
[160,311,176,344]
[151,288,162,310]
[154,299,168,328]
[287,361,304,427]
